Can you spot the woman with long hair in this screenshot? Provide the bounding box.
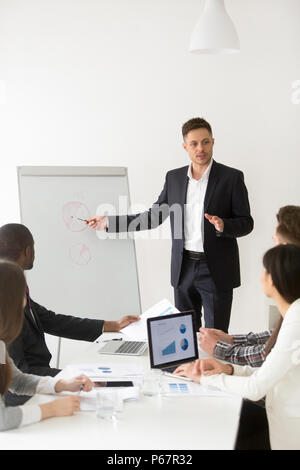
[0,260,93,431]
[175,244,300,450]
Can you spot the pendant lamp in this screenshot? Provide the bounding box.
[189,0,240,54]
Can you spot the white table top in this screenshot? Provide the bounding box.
[1,335,242,450]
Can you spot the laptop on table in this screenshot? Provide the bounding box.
[146,310,198,374]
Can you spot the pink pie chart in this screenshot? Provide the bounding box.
[62,201,90,232]
[69,243,91,266]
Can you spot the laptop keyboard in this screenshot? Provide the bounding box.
[115,341,146,354]
[163,366,177,373]
[99,341,147,355]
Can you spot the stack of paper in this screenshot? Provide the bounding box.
[79,387,140,411]
[121,298,180,341]
[36,386,140,412]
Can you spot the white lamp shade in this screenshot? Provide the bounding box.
[189,0,240,54]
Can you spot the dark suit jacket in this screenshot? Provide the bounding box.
[108,160,253,291]
[8,296,104,377]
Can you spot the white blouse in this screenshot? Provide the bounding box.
[20,376,57,427]
[1,356,58,431]
[201,298,300,450]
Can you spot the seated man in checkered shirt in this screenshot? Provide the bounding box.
[198,205,300,367]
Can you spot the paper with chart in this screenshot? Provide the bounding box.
[59,363,144,380]
[161,381,234,398]
[120,298,180,341]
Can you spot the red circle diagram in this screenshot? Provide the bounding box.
[69,243,91,266]
[62,201,90,232]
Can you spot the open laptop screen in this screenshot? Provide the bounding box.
[147,311,198,370]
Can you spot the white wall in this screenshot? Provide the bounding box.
[0,0,299,344]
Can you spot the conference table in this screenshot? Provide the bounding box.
[1,333,242,451]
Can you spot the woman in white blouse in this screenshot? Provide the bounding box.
[175,244,300,450]
[0,260,93,431]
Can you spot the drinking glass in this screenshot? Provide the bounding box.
[142,373,161,396]
[114,390,124,416]
[96,389,116,420]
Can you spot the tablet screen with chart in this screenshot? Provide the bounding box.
[147,311,198,369]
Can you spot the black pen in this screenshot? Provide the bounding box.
[102,338,123,343]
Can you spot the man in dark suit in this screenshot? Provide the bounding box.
[87,117,253,332]
[0,223,139,405]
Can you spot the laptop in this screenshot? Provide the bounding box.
[147,310,198,374]
[98,339,148,356]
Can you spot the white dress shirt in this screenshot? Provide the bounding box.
[184,159,213,252]
[201,298,300,450]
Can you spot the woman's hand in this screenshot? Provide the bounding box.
[40,395,81,420]
[173,358,233,384]
[194,358,233,378]
[173,361,200,381]
[55,374,94,393]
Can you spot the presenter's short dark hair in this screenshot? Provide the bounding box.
[276,205,300,246]
[182,117,212,139]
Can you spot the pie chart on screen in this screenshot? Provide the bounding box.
[179,324,186,334]
[180,338,189,351]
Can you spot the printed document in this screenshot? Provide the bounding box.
[121,298,179,341]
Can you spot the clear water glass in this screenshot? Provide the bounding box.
[142,371,162,396]
[114,390,124,415]
[96,389,116,420]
